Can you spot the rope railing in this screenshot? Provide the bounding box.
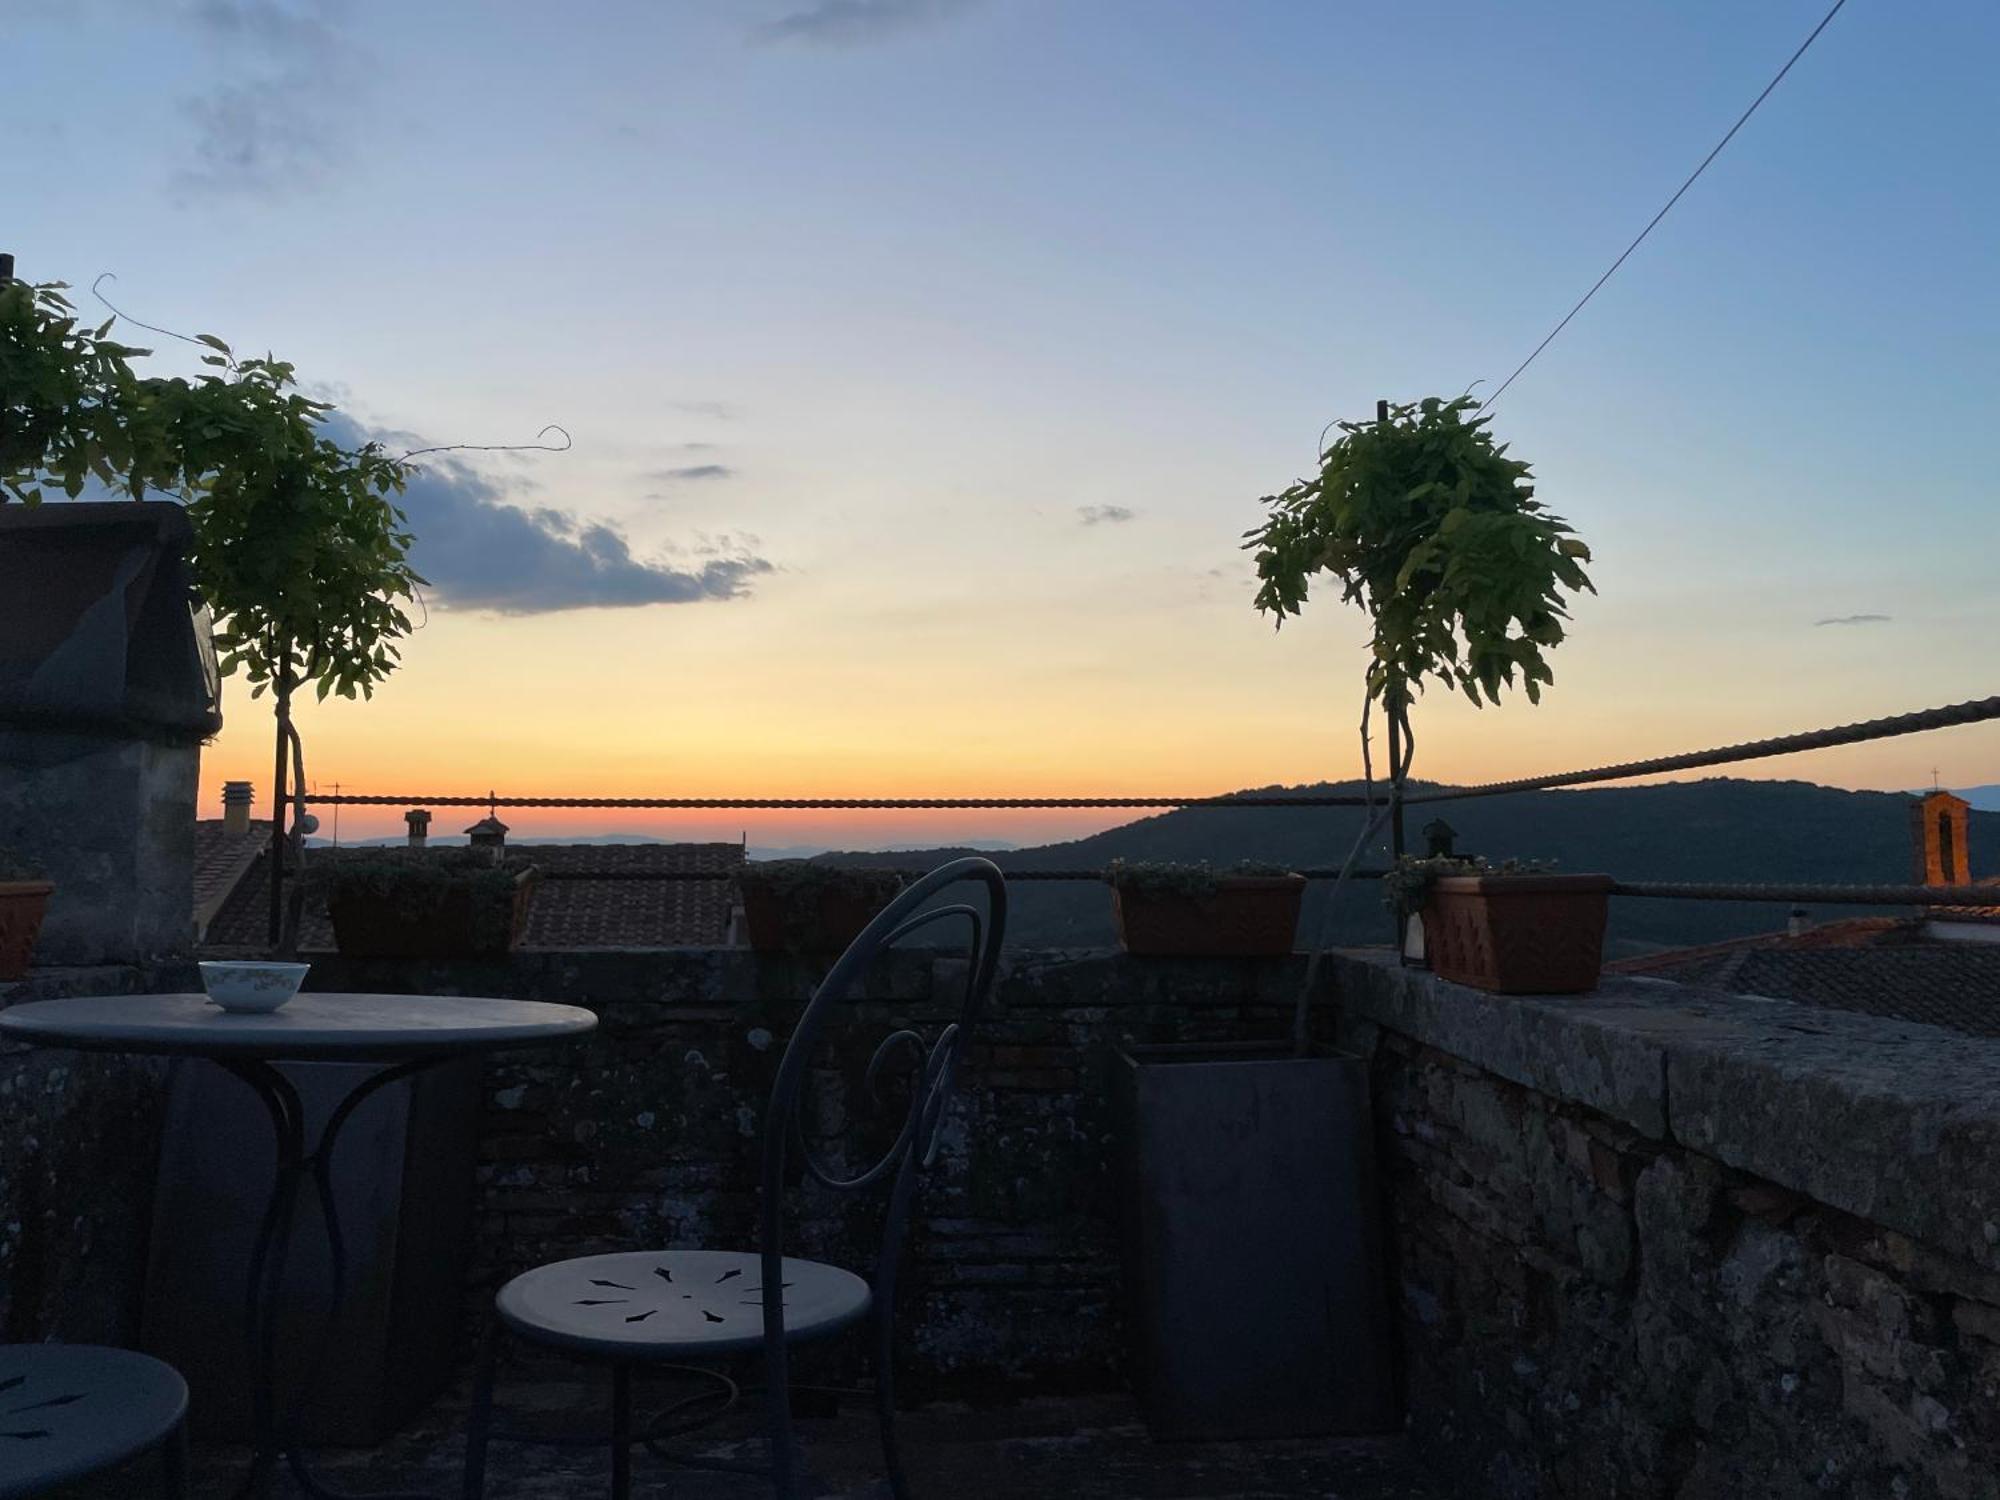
[1404,696,2000,803]
[299,694,2000,816]
[532,866,2000,907]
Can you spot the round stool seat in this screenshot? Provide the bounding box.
[0,1344,186,1500]
[496,1248,871,1359]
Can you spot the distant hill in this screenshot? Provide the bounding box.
[809,778,1999,958]
[1961,786,2000,812]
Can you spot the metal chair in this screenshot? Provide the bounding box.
[463,856,1007,1500]
[0,1344,189,1499]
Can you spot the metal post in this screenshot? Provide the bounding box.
[0,253,15,282]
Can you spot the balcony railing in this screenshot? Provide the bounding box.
[285,693,2000,922]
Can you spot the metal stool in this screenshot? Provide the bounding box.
[464,856,1007,1500]
[0,1344,189,1499]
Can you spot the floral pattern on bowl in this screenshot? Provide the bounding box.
[198,961,310,1014]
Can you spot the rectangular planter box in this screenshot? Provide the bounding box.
[738,878,900,954]
[326,867,537,959]
[0,881,53,980]
[1116,1043,1396,1440]
[1422,873,1613,994]
[1112,876,1306,957]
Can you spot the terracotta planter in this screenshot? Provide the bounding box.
[326,868,538,959]
[1420,874,1612,994]
[1112,875,1306,958]
[0,882,54,981]
[738,875,902,954]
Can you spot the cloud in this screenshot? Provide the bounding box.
[174,0,360,197]
[1814,613,1892,627]
[324,417,775,614]
[644,464,735,483]
[1077,505,1137,526]
[754,0,978,47]
[669,400,738,421]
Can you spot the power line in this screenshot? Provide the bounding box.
[1484,0,1851,409]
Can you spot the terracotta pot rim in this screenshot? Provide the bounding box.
[1430,873,1612,896]
[1110,874,1306,892]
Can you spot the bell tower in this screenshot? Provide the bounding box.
[1910,790,1971,886]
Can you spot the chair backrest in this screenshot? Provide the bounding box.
[757,856,1006,1487]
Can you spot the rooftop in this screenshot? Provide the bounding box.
[199,839,745,951]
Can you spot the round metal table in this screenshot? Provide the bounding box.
[0,992,597,1500]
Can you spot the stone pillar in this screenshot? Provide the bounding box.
[0,731,200,964]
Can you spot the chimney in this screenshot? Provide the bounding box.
[405,809,432,848]
[1910,790,1971,887]
[1787,906,1812,938]
[221,780,255,835]
[465,814,509,861]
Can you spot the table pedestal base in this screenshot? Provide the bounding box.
[215,1057,445,1500]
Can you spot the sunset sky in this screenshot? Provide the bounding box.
[9,0,1997,848]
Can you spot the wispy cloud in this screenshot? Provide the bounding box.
[645,464,736,483]
[175,0,361,198]
[328,417,775,614]
[1078,505,1136,526]
[1814,613,1892,627]
[754,0,978,47]
[670,400,739,421]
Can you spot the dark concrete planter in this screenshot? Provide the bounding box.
[1421,873,1612,994]
[326,868,538,959]
[144,1056,483,1444]
[0,881,53,980]
[738,875,901,954]
[1116,1043,1396,1440]
[1111,875,1306,957]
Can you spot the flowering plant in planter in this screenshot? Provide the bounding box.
[0,845,54,981]
[1384,854,1612,995]
[1106,860,1305,958]
[736,861,906,954]
[308,849,538,959]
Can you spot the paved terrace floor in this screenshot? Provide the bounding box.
[66,1378,1447,1499]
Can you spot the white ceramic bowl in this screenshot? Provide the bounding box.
[198,961,310,1014]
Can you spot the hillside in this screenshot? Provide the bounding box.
[815,778,1999,957]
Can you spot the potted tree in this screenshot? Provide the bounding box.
[736,861,906,954]
[0,846,53,982]
[312,849,539,960]
[2,269,427,954]
[1113,398,1596,1445]
[1246,395,1599,998]
[1107,860,1305,957]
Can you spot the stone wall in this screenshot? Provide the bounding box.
[1334,951,2000,1500]
[302,948,1326,1392]
[0,962,193,1343]
[0,730,199,964]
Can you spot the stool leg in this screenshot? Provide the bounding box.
[162,1419,190,1499]
[609,1363,633,1500]
[462,1319,499,1500]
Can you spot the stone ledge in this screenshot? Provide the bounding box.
[1332,949,2000,1273]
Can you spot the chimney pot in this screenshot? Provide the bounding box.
[406,809,432,849]
[221,780,255,835]
[1787,906,1811,938]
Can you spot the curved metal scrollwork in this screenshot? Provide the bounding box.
[758,857,1007,1500]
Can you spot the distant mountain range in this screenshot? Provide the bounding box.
[1959,786,2000,812]
[812,777,1998,958]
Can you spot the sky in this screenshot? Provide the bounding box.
[6,0,1997,848]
